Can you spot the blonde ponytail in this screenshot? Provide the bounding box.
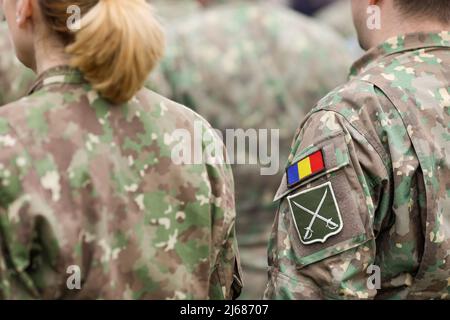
[66,0,165,104]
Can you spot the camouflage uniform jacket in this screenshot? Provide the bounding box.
[0,66,242,300]
[265,32,450,300]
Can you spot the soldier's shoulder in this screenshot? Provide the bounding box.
[295,79,392,165]
[0,97,36,167]
[0,89,61,121]
[0,95,34,125]
[304,77,392,135]
[0,94,54,156]
[312,79,381,114]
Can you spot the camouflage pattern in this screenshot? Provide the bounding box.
[0,66,242,299]
[265,32,450,299]
[0,22,35,105]
[147,1,352,299]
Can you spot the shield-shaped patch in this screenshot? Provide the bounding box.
[287,181,343,245]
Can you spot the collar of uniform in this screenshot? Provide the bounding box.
[28,65,84,95]
[350,31,450,77]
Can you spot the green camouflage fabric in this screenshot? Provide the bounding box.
[0,66,242,300]
[147,1,352,299]
[265,32,450,300]
[0,22,35,105]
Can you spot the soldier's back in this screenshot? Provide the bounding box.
[0,66,241,300]
[354,32,450,299]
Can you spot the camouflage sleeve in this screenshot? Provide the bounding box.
[204,128,243,300]
[264,109,389,299]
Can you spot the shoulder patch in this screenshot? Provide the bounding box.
[287,181,343,245]
[286,150,325,188]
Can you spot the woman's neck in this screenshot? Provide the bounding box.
[34,37,71,75]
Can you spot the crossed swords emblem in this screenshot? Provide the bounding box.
[292,188,339,240]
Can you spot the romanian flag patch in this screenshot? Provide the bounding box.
[286,150,325,188]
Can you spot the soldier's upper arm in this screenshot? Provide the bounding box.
[266,110,388,300]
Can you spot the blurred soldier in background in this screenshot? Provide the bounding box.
[152,0,201,21]
[148,0,353,299]
[0,20,35,105]
[316,0,355,39]
[315,0,363,59]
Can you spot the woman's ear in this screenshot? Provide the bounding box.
[16,0,32,27]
